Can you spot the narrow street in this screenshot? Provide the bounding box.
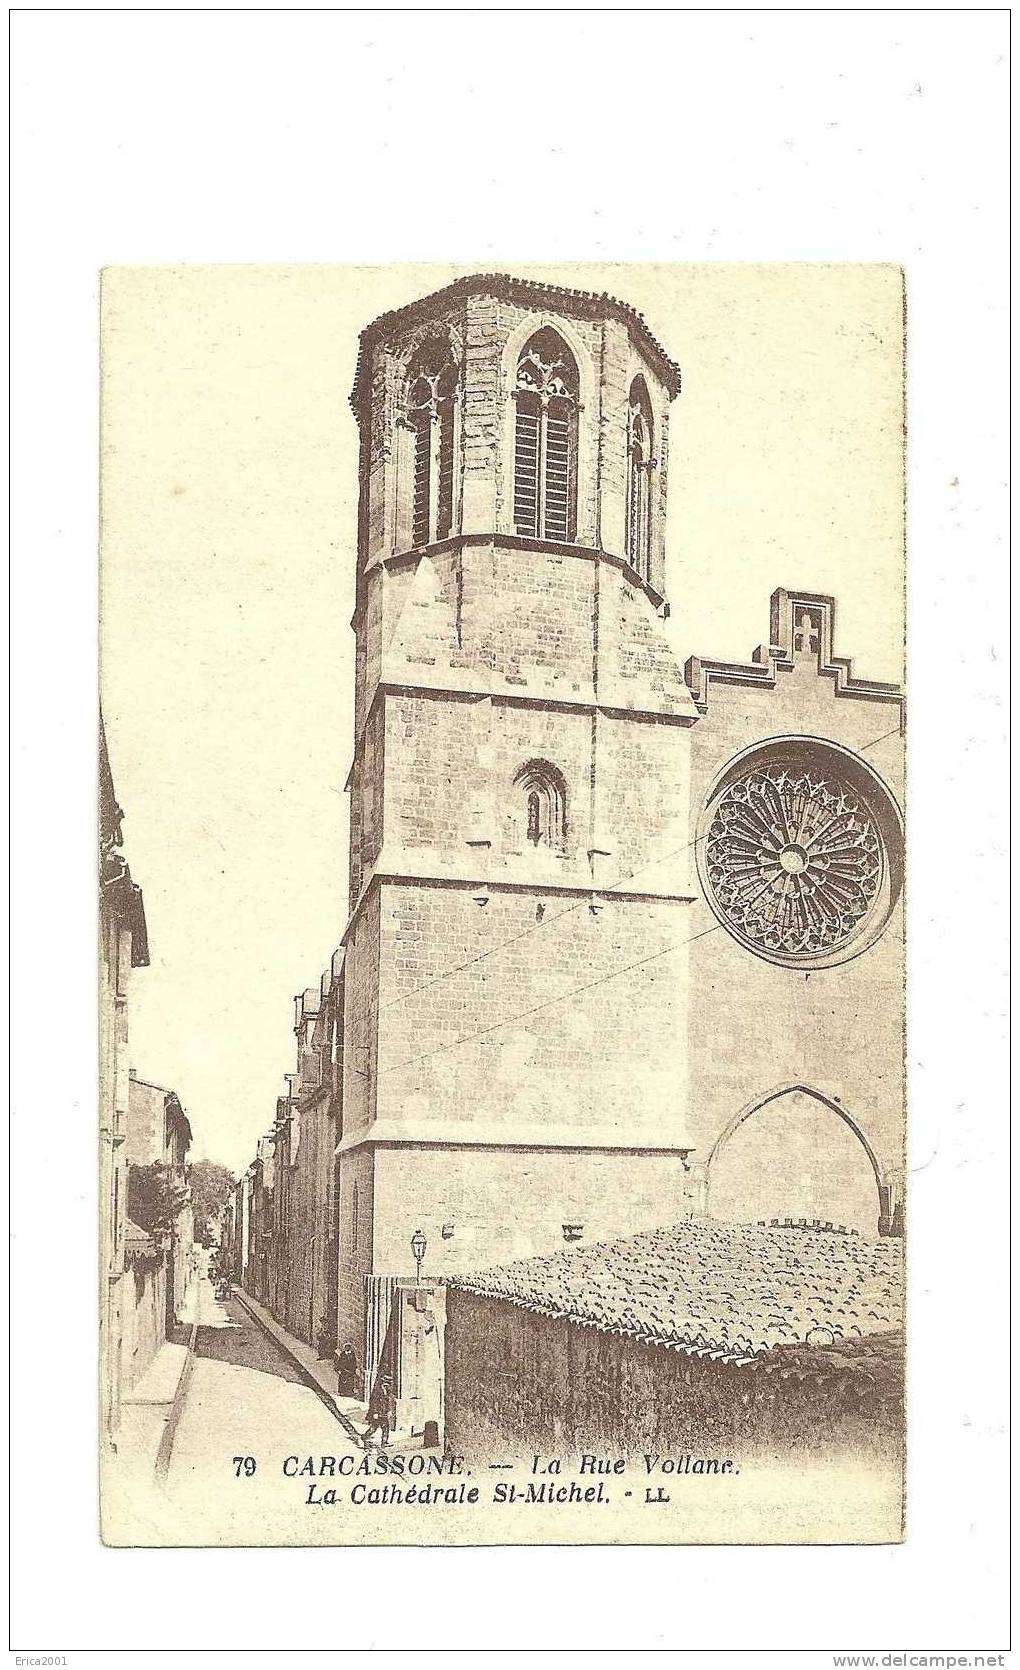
[162,1275,361,1536]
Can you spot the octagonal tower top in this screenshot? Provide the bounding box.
[350,273,682,599]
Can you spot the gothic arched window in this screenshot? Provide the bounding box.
[626,376,654,578]
[406,340,458,546]
[514,759,567,849]
[513,329,579,542]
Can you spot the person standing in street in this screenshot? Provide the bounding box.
[362,1368,393,1449]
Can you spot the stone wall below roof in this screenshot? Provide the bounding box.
[444,1287,904,1465]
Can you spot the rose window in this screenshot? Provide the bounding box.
[704,762,886,961]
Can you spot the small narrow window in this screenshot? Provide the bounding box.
[515,760,567,850]
[514,329,579,542]
[626,376,654,579]
[406,341,458,546]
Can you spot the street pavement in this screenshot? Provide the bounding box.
[164,1275,361,1528]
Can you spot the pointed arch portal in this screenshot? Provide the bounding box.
[705,1084,886,1237]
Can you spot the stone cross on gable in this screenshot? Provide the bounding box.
[793,611,820,657]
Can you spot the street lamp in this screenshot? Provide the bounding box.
[410,1228,427,1285]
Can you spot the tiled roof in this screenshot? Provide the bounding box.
[450,1217,903,1364]
[350,272,683,415]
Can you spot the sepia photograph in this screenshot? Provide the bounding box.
[10,8,1008,1656]
[99,262,906,1546]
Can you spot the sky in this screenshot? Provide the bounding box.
[100,262,904,1175]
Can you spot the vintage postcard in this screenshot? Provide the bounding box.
[99,262,906,1547]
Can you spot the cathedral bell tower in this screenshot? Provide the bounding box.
[337,275,700,1386]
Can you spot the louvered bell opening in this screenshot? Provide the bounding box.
[628,456,651,577]
[638,472,650,578]
[640,472,651,578]
[627,461,642,570]
[543,409,573,541]
[436,403,455,541]
[514,404,540,536]
[412,419,431,546]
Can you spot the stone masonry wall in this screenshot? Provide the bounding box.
[340,886,381,1143]
[370,878,692,1151]
[281,1091,333,1351]
[374,1147,694,1277]
[685,656,905,1227]
[335,1144,376,1361]
[444,1289,904,1463]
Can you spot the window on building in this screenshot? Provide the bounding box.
[514,760,567,849]
[406,340,458,546]
[350,1182,359,1270]
[526,790,542,845]
[626,376,654,579]
[513,329,579,541]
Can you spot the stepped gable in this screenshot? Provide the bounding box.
[685,587,906,719]
[450,1216,903,1365]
